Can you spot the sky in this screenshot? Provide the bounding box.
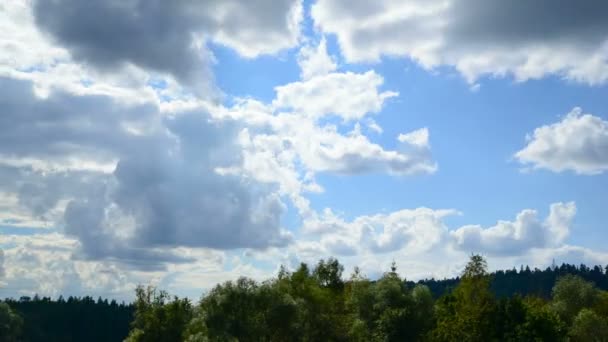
[0,0,607,300]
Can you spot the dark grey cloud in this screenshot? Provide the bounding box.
[449,0,608,48]
[33,0,301,90]
[313,0,608,83]
[0,77,165,162]
[108,112,290,251]
[0,77,290,269]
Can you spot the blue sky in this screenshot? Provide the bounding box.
[1,0,608,300]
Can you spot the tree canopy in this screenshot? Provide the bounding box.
[6,256,608,341]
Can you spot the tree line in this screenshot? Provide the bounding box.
[3,256,608,341]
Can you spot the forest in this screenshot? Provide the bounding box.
[3,256,608,341]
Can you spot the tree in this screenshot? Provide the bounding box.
[313,257,344,291]
[372,268,415,341]
[431,254,497,341]
[189,277,268,341]
[570,308,608,342]
[346,267,375,341]
[515,297,566,341]
[0,302,23,342]
[551,275,598,324]
[124,285,192,342]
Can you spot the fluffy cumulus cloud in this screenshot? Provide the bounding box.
[515,108,608,174]
[451,202,576,255]
[297,37,337,80]
[32,0,302,90]
[0,232,171,299]
[274,201,590,282]
[303,202,578,259]
[303,207,458,256]
[0,77,290,270]
[312,0,608,84]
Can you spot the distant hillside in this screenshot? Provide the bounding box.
[410,263,608,299]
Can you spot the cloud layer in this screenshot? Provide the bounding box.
[0,77,290,269]
[312,0,608,84]
[33,0,302,91]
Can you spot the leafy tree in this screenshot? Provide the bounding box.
[0,302,23,342]
[411,284,435,335]
[7,257,608,341]
[570,308,608,342]
[189,277,268,341]
[125,285,192,342]
[346,267,375,341]
[516,297,566,341]
[313,257,345,291]
[372,269,414,341]
[551,275,598,323]
[431,254,497,341]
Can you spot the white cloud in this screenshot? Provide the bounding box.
[398,128,430,147]
[302,207,458,255]
[451,202,576,255]
[279,201,584,282]
[297,37,337,80]
[515,108,608,174]
[217,67,436,218]
[0,233,136,299]
[273,70,398,121]
[312,0,608,85]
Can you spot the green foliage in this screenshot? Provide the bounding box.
[515,297,566,341]
[570,308,608,342]
[313,257,345,291]
[431,254,497,341]
[125,285,192,342]
[8,258,608,341]
[551,274,599,323]
[0,301,23,342]
[5,295,133,341]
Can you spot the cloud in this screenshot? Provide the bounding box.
[32,0,302,90]
[297,37,337,80]
[301,207,458,255]
[515,108,608,174]
[219,65,436,217]
[297,202,577,268]
[451,202,576,255]
[398,128,430,147]
[0,250,5,279]
[273,70,398,121]
[312,0,608,84]
[0,233,140,299]
[0,77,290,269]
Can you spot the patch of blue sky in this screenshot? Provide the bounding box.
[80,78,93,87]
[0,226,56,235]
[210,42,300,103]
[147,77,168,90]
[17,64,47,73]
